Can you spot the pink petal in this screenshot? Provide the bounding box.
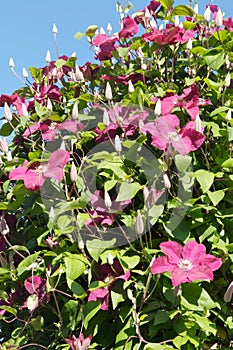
[24,169,45,191]
[9,162,28,180]
[182,241,206,263]
[58,120,84,133]
[160,241,183,263]
[24,276,44,294]
[23,122,41,138]
[151,256,175,274]
[203,255,222,271]
[88,287,109,310]
[187,265,214,282]
[171,266,190,286]
[44,150,70,182]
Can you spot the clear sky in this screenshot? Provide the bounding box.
[0,0,232,95]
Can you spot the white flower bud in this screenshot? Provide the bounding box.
[4,102,12,121]
[187,38,193,50]
[136,210,144,235]
[47,98,53,112]
[9,57,15,68]
[107,22,112,34]
[215,8,223,27]
[128,80,134,93]
[103,108,110,126]
[107,252,114,265]
[224,281,233,302]
[141,63,147,70]
[71,51,77,57]
[145,7,151,19]
[0,216,10,235]
[204,6,211,21]
[105,82,113,100]
[22,67,28,78]
[174,16,180,27]
[154,99,161,117]
[78,240,85,250]
[0,138,8,154]
[75,65,84,81]
[22,103,28,117]
[195,114,202,132]
[114,135,122,153]
[52,23,58,34]
[163,173,171,189]
[226,109,232,121]
[100,27,106,34]
[49,207,55,221]
[45,50,51,63]
[7,151,12,161]
[159,23,164,31]
[72,101,79,119]
[225,71,231,87]
[194,3,199,15]
[70,162,78,182]
[104,190,112,209]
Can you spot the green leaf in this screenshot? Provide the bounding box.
[172,5,194,17]
[193,314,217,335]
[115,182,142,201]
[17,252,41,276]
[74,31,84,40]
[228,127,233,142]
[181,284,217,311]
[104,180,118,192]
[148,205,164,225]
[86,239,116,262]
[221,158,233,169]
[111,289,124,310]
[195,169,215,193]
[160,0,174,10]
[207,190,225,206]
[83,301,101,329]
[0,202,8,210]
[175,154,192,173]
[204,50,225,70]
[55,59,67,69]
[119,255,140,270]
[64,254,87,280]
[31,316,44,331]
[153,310,169,326]
[67,278,86,298]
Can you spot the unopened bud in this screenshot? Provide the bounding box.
[72,101,79,119]
[145,7,151,19]
[52,23,58,34]
[159,23,164,31]
[45,50,51,63]
[71,51,77,57]
[141,63,147,70]
[0,138,8,154]
[195,114,202,132]
[105,82,113,100]
[0,217,10,235]
[104,190,112,209]
[4,102,12,121]
[194,3,199,15]
[225,71,231,87]
[114,135,122,153]
[215,8,223,27]
[163,173,171,189]
[9,57,15,68]
[226,109,232,121]
[22,67,28,78]
[103,108,110,126]
[154,99,161,117]
[107,252,114,265]
[187,38,193,50]
[78,240,85,250]
[204,6,211,21]
[75,66,84,81]
[174,16,180,27]
[107,22,112,34]
[7,151,12,161]
[47,98,53,112]
[49,207,55,221]
[22,103,28,117]
[70,162,78,182]
[224,281,233,302]
[136,210,144,235]
[128,80,134,93]
[100,27,106,34]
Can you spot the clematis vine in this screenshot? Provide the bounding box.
[88,258,130,310]
[141,114,205,155]
[9,150,70,191]
[151,240,222,287]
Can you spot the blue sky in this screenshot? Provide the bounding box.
[0,0,232,95]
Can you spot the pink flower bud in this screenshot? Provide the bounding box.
[70,162,78,182]
[215,8,223,27]
[224,281,233,302]
[105,82,113,100]
[72,101,79,119]
[136,210,144,235]
[0,138,8,154]
[204,6,211,21]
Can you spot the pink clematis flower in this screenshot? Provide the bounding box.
[119,16,139,39]
[88,259,130,310]
[23,119,84,141]
[9,150,70,191]
[223,17,233,31]
[23,276,50,311]
[0,93,27,116]
[92,34,117,61]
[151,240,222,287]
[65,334,92,350]
[141,114,205,155]
[142,26,194,45]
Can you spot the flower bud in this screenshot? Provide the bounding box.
[154,99,161,117]
[195,114,202,133]
[0,216,10,235]
[107,252,114,265]
[107,22,112,34]
[224,281,233,302]
[187,38,193,50]
[136,210,144,235]
[0,138,8,154]
[9,57,15,68]
[105,82,113,100]
[75,65,84,81]
[22,67,28,78]
[114,135,122,153]
[52,23,58,34]
[49,207,55,221]
[71,51,76,57]
[47,98,53,112]
[194,3,199,15]
[7,151,12,161]
[4,102,12,121]
[204,6,211,21]
[174,16,180,27]
[78,240,85,250]
[22,103,28,117]
[163,173,171,189]
[225,71,231,87]
[128,80,134,93]
[226,109,232,121]
[45,50,51,63]
[145,7,151,19]
[103,108,110,126]
[72,101,79,119]
[100,27,106,34]
[159,23,164,31]
[215,8,223,27]
[141,63,147,70]
[104,190,112,209]
[70,162,78,182]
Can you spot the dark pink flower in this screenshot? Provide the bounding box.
[23,275,50,311]
[88,259,130,310]
[66,334,92,350]
[101,72,144,85]
[151,240,222,286]
[142,26,195,45]
[23,119,84,141]
[92,34,117,61]
[0,93,27,116]
[9,150,70,191]
[33,83,61,103]
[223,17,233,31]
[141,114,205,155]
[119,16,139,39]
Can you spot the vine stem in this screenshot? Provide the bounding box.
[18,344,47,349]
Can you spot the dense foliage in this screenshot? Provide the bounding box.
[0,0,232,349]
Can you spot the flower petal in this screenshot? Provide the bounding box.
[160,241,183,263]
[151,256,175,274]
[182,240,206,263]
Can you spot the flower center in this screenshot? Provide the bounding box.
[37,164,48,175]
[168,131,180,142]
[177,259,193,271]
